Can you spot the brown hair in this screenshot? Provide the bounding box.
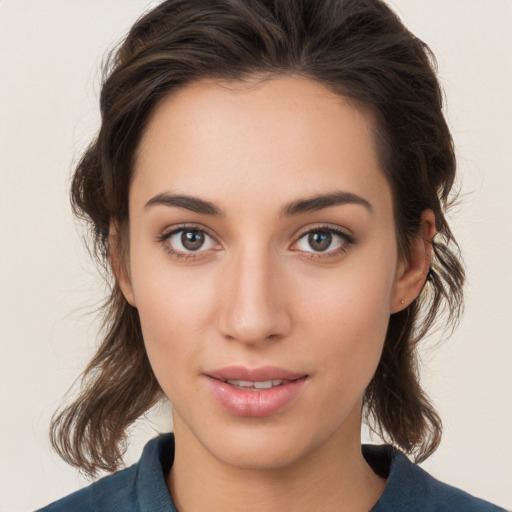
[51,0,464,476]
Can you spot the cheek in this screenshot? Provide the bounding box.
[308,297,388,425]
[293,249,397,380]
[130,260,218,382]
[307,289,389,373]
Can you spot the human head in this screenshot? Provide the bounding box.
[52,0,464,476]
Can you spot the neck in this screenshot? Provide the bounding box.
[167,408,386,512]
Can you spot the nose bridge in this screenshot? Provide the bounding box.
[217,241,290,344]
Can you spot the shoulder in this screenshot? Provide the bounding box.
[364,445,507,512]
[35,433,176,512]
[35,464,138,512]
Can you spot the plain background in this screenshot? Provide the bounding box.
[0,1,511,510]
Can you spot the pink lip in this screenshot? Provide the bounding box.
[205,366,309,417]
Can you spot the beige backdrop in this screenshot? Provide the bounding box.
[0,1,511,510]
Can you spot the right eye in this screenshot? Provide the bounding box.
[160,226,220,259]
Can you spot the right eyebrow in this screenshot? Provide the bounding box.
[144,193,225,216]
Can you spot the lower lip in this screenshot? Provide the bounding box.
[206,376,308,417]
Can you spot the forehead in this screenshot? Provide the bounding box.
[132,75,391,216]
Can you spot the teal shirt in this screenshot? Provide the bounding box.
[37,433,506,511]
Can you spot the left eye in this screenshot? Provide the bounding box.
[166,228,217,253]
[296,229,346,253]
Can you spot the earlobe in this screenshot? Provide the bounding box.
[391,210,436,313]
[109,222,137,307]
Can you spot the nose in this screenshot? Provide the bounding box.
[217,245,292,345]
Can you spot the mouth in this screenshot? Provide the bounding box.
[220,379,292,390]
[204,366,309,417]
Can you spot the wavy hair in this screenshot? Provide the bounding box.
[51,0,464,476]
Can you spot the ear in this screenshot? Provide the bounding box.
[391,210,435,313]
[109,221,137,307]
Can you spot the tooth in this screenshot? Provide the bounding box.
[227,379,254,387]
[225,379,287,389]
[254,381,273,389]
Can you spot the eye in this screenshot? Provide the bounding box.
[293,226,354,257]
[159,226,220,259]
[171,229,210,251]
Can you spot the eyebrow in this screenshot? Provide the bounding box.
[280,191,373,217]
[144,191,373,217]
[145,193,224,216]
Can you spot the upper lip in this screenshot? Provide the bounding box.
[205,366,307,382]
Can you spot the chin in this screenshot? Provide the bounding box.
[186,410,346,472]
[208,428,314,470]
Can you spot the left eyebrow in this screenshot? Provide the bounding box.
[280,191,373,217]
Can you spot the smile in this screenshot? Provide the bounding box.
[223,379,287,390]
[205,367,309,417]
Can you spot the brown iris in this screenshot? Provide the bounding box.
[181,230,205,250]
[308,231,332,252]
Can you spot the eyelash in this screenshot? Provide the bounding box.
[294,224,355,260]
[157,223,355,261]
[157,223,218,261]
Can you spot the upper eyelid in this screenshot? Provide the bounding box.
[161,223,217,239]
[293,223,353,240]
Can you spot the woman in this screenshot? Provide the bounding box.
[36,0,505,510]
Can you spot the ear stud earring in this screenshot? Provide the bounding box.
[400,299,405,305]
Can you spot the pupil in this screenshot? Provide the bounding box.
[308,231,331,252]
[182,230,204,250]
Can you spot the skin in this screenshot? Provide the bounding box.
[117,75,434,512]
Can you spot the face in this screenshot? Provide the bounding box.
[121,75,412,470]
